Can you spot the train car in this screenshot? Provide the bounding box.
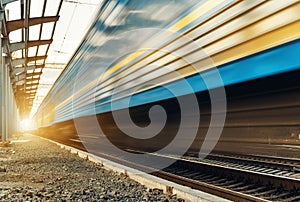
[34,0,300,160]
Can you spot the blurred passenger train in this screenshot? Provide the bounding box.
[34,0,300,159]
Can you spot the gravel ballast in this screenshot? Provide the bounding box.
[0,134,182,201]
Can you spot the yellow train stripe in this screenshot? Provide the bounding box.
[97,20,300,101]
[102,0,230,79]
[101,49,146,79]
[210,20,300,69]
[169,0,229,33]
[91,2,300,100]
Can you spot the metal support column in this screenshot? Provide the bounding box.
[7,70,10,136]
[1,54,8,142]
[0,7,10,142]
[5,62,9,139]
[2,56,9,141]
[0,8,6,142]
[0,0,25,140]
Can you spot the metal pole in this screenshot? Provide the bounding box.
[17,108,19,135]
[8,73,11,136]
[4,59,8,140]
[10,75,14,136]
[6,63,9,139]
[0,9,5,142]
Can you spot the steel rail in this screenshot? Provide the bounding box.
[41,134,300,202]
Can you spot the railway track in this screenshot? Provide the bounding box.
[198,152,300,178]
[47,137,300,201]
[125,150,300,201]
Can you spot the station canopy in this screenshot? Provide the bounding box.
[1,0,99,118]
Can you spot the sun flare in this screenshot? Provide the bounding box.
[21,119,32,130]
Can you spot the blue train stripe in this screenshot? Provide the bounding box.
[61,38,300,121]
[93,39,300,114]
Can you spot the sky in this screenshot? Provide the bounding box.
[5,0,101,118]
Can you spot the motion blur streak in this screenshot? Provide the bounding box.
[33,1,300,162]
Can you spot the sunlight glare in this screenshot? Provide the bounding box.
[21,119,32,130]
